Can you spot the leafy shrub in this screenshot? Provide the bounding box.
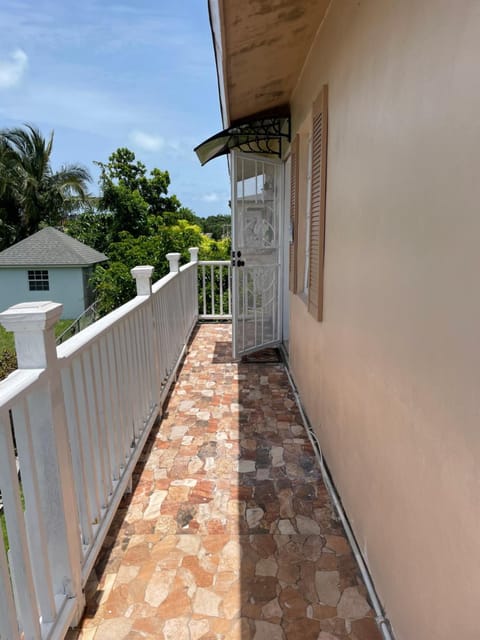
[0,349,17,381]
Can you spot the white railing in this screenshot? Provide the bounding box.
[198,260,232,320]
[0,249,199,640]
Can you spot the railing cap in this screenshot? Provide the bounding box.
[131,265,154,296]
[166,252,181,273]
[131,265,154,278]
[0,301,63,332]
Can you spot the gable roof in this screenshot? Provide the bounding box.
[0,227,107,267]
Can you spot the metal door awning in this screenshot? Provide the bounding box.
[194,109,290,166]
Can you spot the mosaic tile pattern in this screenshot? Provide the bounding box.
[67,324,382,640]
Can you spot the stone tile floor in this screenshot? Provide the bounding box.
[67,324,382,640]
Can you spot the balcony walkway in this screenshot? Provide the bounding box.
[68,324,381,640]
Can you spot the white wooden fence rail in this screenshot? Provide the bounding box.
[0,249,199,640]
[198,260,232,320]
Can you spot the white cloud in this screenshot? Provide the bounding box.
[0,48,28,89]
[129,130,165,152]
[0,82,145,139]
[202,192,220,203]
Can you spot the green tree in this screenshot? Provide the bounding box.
[101,181,149,238]
[162,205,204,228]
[65,209,113,255]
[88,219,230,315]
[0,124,91,242]
[0,138,20,249]
[90,262,136,316]
[95,148,188,237]
[90,221,203,313]
[144,167,181,217]
[203,214,231,240]
[67,147,231,316]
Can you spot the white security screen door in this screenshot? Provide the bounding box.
[231,151,284,359]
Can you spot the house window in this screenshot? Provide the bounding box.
[307,84,328,321]
[304,135,313,294]
[289,134,300,293]
[28,270,49,291]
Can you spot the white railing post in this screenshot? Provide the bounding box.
[166,252,181,273]
[0,301,85,624]
[1,301,61,370]
[129,265,155,493]
[189,247,199,263]
[189,247,200,325]
[166,253,184,351]
[131,265,154,296]
[131,265,161,426]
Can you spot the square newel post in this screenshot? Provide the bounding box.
[189,247,199,263]
[131,265,161,424]
[0,302,85,622]
[0,301,62,369]
[131,265,154,296]
[166,252,181,273]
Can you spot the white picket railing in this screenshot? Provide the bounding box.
[0,249,199,640]
[198,260,232,320]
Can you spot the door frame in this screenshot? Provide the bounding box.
[231,150,287,359]
[281,155,291,352]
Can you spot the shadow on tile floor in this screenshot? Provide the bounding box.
[67,324,382,640]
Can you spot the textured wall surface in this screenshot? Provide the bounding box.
[288,2,480,638]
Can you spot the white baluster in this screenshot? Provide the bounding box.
[0,301,85,625]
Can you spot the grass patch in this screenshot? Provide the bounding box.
[0,508,7,551]
[55,319,74,340]
[0,326,14,352]
[1,484,25,552]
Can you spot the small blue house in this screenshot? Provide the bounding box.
[0,227,107,319]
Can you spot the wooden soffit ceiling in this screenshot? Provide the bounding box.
[211,0,331,125]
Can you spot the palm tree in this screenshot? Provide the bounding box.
[0,137,21,249]
[0,124,91,239]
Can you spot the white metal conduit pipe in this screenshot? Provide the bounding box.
[282,362,395,640]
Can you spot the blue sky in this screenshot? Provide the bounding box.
[0,0,230,217]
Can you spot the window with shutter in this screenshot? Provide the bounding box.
[289,134,299,293]
[308,84,328,321]
[304,135,312,294]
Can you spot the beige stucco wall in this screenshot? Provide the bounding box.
[288,2,480,639]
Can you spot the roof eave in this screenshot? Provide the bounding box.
[0,259,107,268]
[208,0,230,128]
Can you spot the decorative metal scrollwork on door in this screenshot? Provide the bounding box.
[232,152,283,357]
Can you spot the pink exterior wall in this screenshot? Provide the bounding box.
[288,2,480,638]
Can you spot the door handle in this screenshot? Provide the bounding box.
[231,250,244,267]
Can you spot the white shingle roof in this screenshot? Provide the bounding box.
[0,227,107,267]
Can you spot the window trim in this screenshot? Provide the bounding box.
[307,84,328,322]
[28,269,50,292]
[288,134,300,293]
[304,135,313,295]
